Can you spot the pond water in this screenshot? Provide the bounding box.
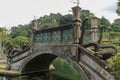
[0,74,80,80]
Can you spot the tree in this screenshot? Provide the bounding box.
[81,10,91,20]
[9,25,29,38]
[59,14,72,25]
[116,0,120,15]
[81,10,93,29]
[37,13,62,29]
[99,16,111,31]
[111,19,120,32]
[12,36,29,48]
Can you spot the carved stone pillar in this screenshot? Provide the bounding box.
[72,6,81,43]
[90,17,98,42]
[30,19,38,53]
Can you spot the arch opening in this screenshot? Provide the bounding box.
[22,53,57,74]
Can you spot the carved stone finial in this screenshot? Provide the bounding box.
[32,17,38,30]
[72,6,81,21]
[72,5,81,43]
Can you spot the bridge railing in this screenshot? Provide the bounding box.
[83,28,100,44]
[10,47,30,63]
[34,23,76,44]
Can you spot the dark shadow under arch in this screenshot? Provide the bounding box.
[22,53,57,74]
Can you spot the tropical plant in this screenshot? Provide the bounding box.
[12,36,29,48]
[0,27,7,54]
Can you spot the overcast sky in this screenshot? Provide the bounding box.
[0,0,119,29]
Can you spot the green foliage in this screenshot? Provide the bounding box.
[108,54,120,79]
[59,14,72,25]
[2,37,12,47]
[12,36,29,48]
[99,16,111,31]
[116,0,120,15]
[9,24,30,38]
[99,16,111,27]
[102,40,120,52]
[102,31,120,79]
[81,10,91,20]
[0,27,7,40]
[102,33,120,79]
[103,32,120,41]
[0,27,8,54]
[37,13,62,29]
[103,41,120,46]
[81,10,92,29]
[111,19,120,32]
[109,32,120,39]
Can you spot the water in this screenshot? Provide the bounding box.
[0,76,47,80]
[0,75,70,80]
[0,71,82,80]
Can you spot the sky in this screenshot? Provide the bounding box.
[0,0,119,29]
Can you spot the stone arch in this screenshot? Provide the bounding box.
[21,53,92,80]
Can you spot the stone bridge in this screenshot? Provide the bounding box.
[6,6,118,80]
[10,43,117,80]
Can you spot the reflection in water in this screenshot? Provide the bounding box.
[0,70,83,80]
[0,76,71,80]
[1,76,43,80]
[0,75,68,80]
